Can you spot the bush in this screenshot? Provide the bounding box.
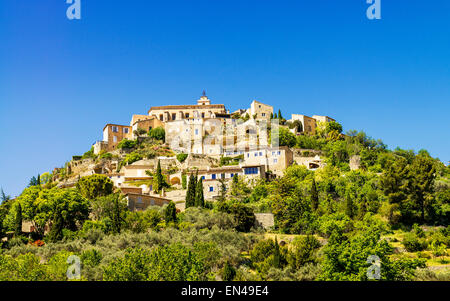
[149,127,165,141]
[176,153,188,163]
[99,152,113,159]
[123,152,143,165]
[402,232,428,252]
[103,244,205,281]
[76,174,113,200]
[117,139,137,149]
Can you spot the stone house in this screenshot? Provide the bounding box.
[289,114,317,135]
[124,193,171,211]
[94,124,132,154]
[148,93,227,122]
[191,165,266,199]
[243,146,294,177]
[131,116,164,138]
[248,100,273,120]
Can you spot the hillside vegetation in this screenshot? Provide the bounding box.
[0,123,449,281]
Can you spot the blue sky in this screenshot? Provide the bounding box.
[1,0,449,197]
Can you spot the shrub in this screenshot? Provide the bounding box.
[149,127,165,141]
[99,152,113,159]
[402,232,428,252]
[123,152,143,165]
[176,153,188,163]
[117,139,137,149]
[76,174,113,200]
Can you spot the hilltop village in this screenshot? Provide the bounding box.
[53,93,337,213]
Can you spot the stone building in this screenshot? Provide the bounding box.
[125,193,171,211]
[131,116,164,138]
[248,100,273,120]
[148,92,227,122]
[243,146,294,177]
[94,124,132,154]
[190,165,266,199]
[312,115,335,123]
[290,114,317,134]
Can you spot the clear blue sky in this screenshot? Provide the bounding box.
[1,0,449,197]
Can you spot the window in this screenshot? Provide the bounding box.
[209,186,214,192]
[273,159,278,163]
[262,113,266,117]
[247,153,250,158]
[211,174,216,180]
[185,113,189,118]
[201,113,205,118]
[230,173,234,178]
[111,126,118,133]
[195,129,199,135]
[259,152,263,156]
[137,197,143,204]
[113,136,117,143]
[272,151,275,155]
[278,151,281,155]
[172,113,176,120]
[254,152,258,157]
[201,176,205,180]
[244,167,258,175]
[123,128,129,134]
[221,173,225,179]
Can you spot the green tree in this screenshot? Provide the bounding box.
[195,178,205,207]
[408,154,436,222]
[76,174,113,200]
[311,178,319,211]
[278,109,283,120]
[288,235,321,269]
[345,190,355,219]
[319,226,425,281]
[134,128,148,138]
[47,208,64,242]
[221,261,236,281]
[103,245,205,281]
[28,176,38,187]
[185,174,196,208]
[276,127,296,147]
[149,127,165,141]
[164,201,177,224]
[154,160,167,193]
[217,178,227,202]
[181,174,187,189]
[14,203,22,236]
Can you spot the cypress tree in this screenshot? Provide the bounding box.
[155,160,164,193]
[182,174,187,189]
[112,194,123,234]
[273,112,278,119]
[164,201,177,223]
[218,178,227,202]
[273,237,281,268]
[185,174,196,208]
[37,174,41,186]
[14,203,22,236]
[311,178,319,211]
[195,178,205,207]
[221,261,236,281]
[345,191,355,219]
[48,208,63,242]
[278,109,283,120]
